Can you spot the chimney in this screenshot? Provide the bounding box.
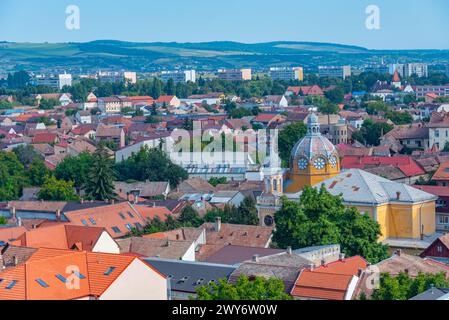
[396,191,401,200]
[321,259,326,266]
[358,268,363,277]
[56,210,61,221]
[307,263,315,271]
[80,198,84,204]
[215,217,222,232]
[339,253,345,261]
[396,249,402,256]
[13,256,18,266]
[166,240,171,247]
[111,199,115,205]
[17,217,22,227]
[252,254,260,262]
[286,246,292,255]
[10,207,16,220]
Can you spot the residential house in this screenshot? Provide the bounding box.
[32,132,58,145]
[95,124,125,148]
[264,95,288,108]
[341,156,428,184]
[209,191,245,207]
[145,258,236,300]
[64,202,146,238]
[431,162,449,186]
[97,96,132,114]
[251,113,286,128]
[11,224,120,253]
[285,85,324,97]
[428,111,449,150]
[75,110,93,124]
[117,237,196,261]
[114,181,171,200]
[420,234,449,262]
[0,248,167,300]
[291,255,367,300]
[410,287,449,300]
[156,95,181,108]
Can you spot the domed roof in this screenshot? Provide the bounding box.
[291,113,337,160]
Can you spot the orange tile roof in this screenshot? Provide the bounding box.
[65,202,145,238]
[0,226,27,243]
[432,162,449,181]
[0,248,165,300]
[134,206,171,223]
[15,225,106,251]
[291,256,367,300]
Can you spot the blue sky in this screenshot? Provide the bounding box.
[0,0,448,49]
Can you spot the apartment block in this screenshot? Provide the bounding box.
[318,66,351,79]
[160,70,196,83]
[33,73,72,90]
[269,67,304,81]
[217,68,252,81]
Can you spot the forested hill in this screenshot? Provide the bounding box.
[0,40,447,73]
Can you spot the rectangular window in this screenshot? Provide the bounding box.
[55,274,67,283]
[439,216,449,224]
[6,280,17,289]
[125,224,133,231]
[119,212,126,220]
[88,218,97,225]
[134,222,142,229]
[104,267,116,276]
[127,211,135,218]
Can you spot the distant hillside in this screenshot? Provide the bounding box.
[0,40,447,74]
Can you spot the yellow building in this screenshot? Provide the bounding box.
[284,113,340,193]
[286,169,437,240]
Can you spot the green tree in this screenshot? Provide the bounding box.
[352,119,393,146]
[371,272,449,300]
[178,205,203,227]
[278,122,307,167]
[273,186,388,263]
[236,196,259,225]
[208,177,227,187]
[54,152,93,191]
[0,151,27,201]
[85,146,117,201]
[324,87,345,104]
[195,275,292,300]
[37,176,79,201]
[13,145,41,168]
[27,159,52,187]
[115,147,188,188]
[385,111,414,125]
[365,101,388,115]
[39,98,60,110]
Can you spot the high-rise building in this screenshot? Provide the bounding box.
[269,67,304,81]
[160,70,196,83]
[318,66,351,79]
[391,63,428,78]
[97,71,137,84]
[217,68,252,81]
[33,73,72,90]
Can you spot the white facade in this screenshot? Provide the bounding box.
[161,70,196,83]
[269,67,303,81]
[99,258,168,300]
[92,231,121,254]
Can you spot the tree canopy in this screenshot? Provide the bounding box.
[273,185,388,263]
[37,176,79,201]
[370,272,449,300]
[278,121,307,167]
[194,275,292,300]
[115,146,188,188]
[85,146,117,201]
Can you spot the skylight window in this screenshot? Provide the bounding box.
[5,280,17,289]
[119,212,126,220]
[111,226,121,234]
[55,274,67,283]
[72,271,86,279]
[127,211,135,218]
[104,267,116,276]
[88,218,97,225]
[81,219,88,226]
[36,279,49,288]
[125,224,133,231]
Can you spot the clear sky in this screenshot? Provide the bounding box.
[1,0,448,49]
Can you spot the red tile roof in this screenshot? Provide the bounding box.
[342,156,425,177]
[432,162,449,181]
[412,185,449,197]
[32,132,57,144]
[287,85,324,96]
